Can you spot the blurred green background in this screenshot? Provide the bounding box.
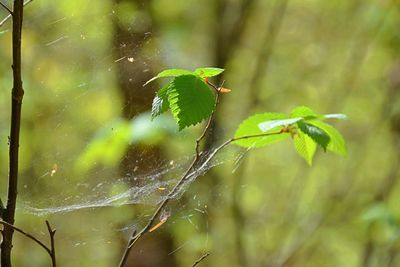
[1,0,400,266]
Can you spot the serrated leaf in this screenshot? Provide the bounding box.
[258,117,303,132]
[144,69,194,86]
[151,83,171,119]
[168,75,215,130]
[234,113,290,148]
[293,130,317,165]
[194,67,224,78]
[291,106,318,118]
[307,120,347,156]
[297,121,330,151]
[323,113,347,120]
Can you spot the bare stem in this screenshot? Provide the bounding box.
[118,82,221,266]
[0,1,13,15]
[45,221,57,267]
[118,126,282,266]
[1,0,24,265]
[191,252,210,267]
[0,0,32,27]
[0,220,57,264]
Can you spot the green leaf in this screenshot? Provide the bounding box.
[293,130,317,165]
[151,83,171,119]
[297,121,330,151]
[144,69,193,86]
[194,67,224,78]
[290,106,318,118]
[258,117,303,132]
[168,75,215,130]
[234,113,290,148]
[307,120,347,156]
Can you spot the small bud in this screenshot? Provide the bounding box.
[218,87,231,93]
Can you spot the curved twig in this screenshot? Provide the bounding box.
[118,82,282,266]
[0,220,56,267]
[191,252,210,267]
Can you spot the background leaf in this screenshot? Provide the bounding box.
[168,75,215,130]
[234,113,290,148]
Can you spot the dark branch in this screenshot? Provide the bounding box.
[45,221,57,267]
[0,1,12,15]
[1,0,24,265]
[0,220,51,255]
[191,252,210,267]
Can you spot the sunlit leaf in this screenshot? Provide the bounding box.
[293,130,317,165]
[168,75,215,130]
[151,83,172,119]
[290,106,318,118]
[297,121,330,151]
[258,117,303,132]
[144,69,193,86]
[194,67,224,78]
[234,113,290,148]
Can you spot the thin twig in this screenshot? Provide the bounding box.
[0,1,12,15]
[1,0,24,265]
[191,252,210,267]
[45,220,57,267]
[118,128,282,266]
[118,78,282,266]
[0,0,32,27]
[0,220,57,267]
[118,81,222,266]
[0,220,51,255]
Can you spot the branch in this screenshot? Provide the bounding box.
[118,109,282,266]
[1,0,24,265]
[191,252,210,267]
[0,0,32,27]
[0,1,12,15]
[46,221,57,267]
[0,220,49,254]
[118,82,222,267]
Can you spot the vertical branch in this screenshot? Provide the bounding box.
[1,0,24,266]
[45,221,57,267]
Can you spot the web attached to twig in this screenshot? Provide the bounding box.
[20,146,246,217]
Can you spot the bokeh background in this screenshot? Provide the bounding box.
[1,0,400,266]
